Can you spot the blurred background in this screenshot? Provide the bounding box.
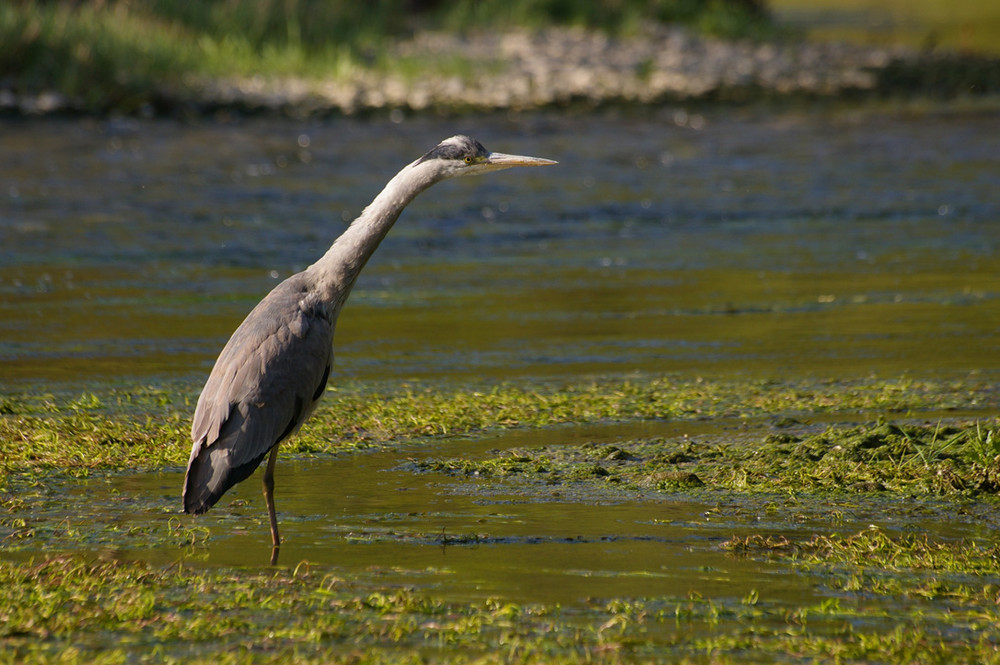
[1,0,998,113]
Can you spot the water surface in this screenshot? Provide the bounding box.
[2,110,999,649]
[2,110,997,390]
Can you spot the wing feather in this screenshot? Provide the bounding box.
[184,275,334,514]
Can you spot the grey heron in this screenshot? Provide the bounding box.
[182,135,555,562]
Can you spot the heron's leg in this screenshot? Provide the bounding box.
[262,444,280,552]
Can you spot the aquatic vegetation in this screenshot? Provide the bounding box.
[723,525,1000,628]
[416,418,1000,497]
[3,546,1000,664]
[3,375,1000,663]
[724,526,1000,575]
[0,375,990,477]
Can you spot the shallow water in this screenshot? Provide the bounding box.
[2,110,999,631]
[10,415,999,620]
[130,444,741,607]
[1,110,998,390]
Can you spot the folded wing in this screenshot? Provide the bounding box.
[183,275,334,514]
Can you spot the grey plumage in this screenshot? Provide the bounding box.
[184,273,332,514]
[182,135,555,558]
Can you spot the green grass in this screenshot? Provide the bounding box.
[0,375,989,477]
[436,0,769,37]
[0,0,773,113]
[415,418,1000,496]
[2,374,1000,663]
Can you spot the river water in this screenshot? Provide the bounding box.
[2,109,999,619]
[2,109,998,390]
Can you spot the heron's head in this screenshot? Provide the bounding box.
[415,135,556,179]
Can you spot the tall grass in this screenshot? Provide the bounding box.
[0,0,771,112]
[0,2,198,109]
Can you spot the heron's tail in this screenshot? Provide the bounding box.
[182,445,223,514]
[183,441,267,515]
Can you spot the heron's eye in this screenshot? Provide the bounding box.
[464,156,474,164]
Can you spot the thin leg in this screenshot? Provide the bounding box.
[262,444,280,563]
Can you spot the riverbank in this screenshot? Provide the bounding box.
[4,24,1000,117]
[171,27,1000,116]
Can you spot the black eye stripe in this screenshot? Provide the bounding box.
[417,136,488,164]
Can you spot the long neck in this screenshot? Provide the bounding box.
[307,159,440,306]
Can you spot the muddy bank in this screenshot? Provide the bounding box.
[4,26,999,116]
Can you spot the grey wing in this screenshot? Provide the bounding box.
[183,280,334,514]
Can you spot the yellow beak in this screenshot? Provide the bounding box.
[485,152,558,168]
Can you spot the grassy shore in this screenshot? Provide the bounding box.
[1,0,771,113]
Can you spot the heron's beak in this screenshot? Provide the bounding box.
[485,152,558,169]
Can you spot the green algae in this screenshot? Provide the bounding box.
[1,375,992,477]
[725,526,1000,575]
[3,547,1000,665]
[3,376,1000,663]
[415,418,1000,497]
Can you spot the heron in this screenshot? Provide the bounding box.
[183,135,555,562]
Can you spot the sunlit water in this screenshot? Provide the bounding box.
[2,110,997,389]
[13,415,1000,614]
[2,110,999,616]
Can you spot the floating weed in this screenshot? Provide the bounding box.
[777,420,1000,494]
[167,516,212,549]
[2,375,993,478]
[5,549,999,664]
[2,379,1000,663]
[66,392,105,413]
[415,419,1000,499]
[966,420,1000,468]
[723,525,1000,615]
[723,526,1000,575]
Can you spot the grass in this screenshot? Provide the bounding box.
[3,533,1000,663]
[0,374,990,476]
[0,0,773,113]
[3,374,1000,663]
[415,418,1000,496]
